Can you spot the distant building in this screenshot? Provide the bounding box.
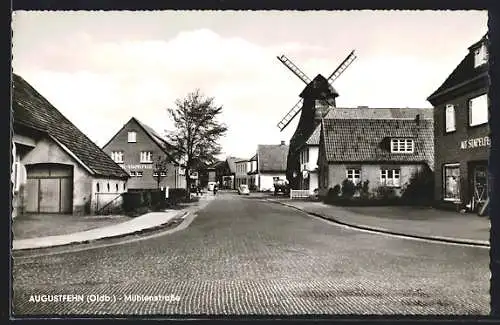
[235,158,250,188]
[247,154,259,190]
[318,108,434,198]
[12,74,129,217]
[427,34,489,212]
[102,117,186,191]
[205,157,241,189]
[254,142,289,191]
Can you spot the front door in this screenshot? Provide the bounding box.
[471,164,488,212]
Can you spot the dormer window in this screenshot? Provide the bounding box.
[391,139,414,153]
[474,43,488,68]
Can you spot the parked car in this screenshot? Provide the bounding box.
[207,182,217,191]
[273,179,289,196]
[238,184,250,195]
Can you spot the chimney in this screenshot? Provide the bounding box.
[415,114,421,125]
[280,141,286,145]
[357,105,369,108]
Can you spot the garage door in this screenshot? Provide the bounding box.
[26,164,73,214]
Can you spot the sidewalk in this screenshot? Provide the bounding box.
[268,199,490,247]
[12,209,187,251]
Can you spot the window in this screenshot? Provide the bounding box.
[123,183,126,191]
[445,104,456,132]
[107,183,110,192]
[380,168,401,187]
[474,43,488,68]
[140,151,153,163]
[111,151,124,163]
[116,184,119,192]
[128,131,137,143]
[346,168,361,185]
[96,183,100,192]
[153,172,159,177]
[129,171,136,177]
[443,164,460,201]
[160,171,167,177]
[469,94,488,127]
[390,139,414,153]
[136,171,143,177]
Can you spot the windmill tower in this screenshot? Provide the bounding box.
[276,50,357,188]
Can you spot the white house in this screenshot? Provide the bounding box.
[254,142,289,191]
[12,74,129,218]
[296,125,320,194]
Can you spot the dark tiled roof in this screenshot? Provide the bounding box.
[135,118,171,149]
[305,125,321,145]
[12,74,129,179]
[226,157,245,174]
[257,144,289,172]
[324,108,433,120]
[427,34,488,102]
[322,118,434,170]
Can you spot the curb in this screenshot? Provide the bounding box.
[267,199,490,248]
[12,210,189,252]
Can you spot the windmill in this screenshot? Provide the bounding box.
[276,50,357,187]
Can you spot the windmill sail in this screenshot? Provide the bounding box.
[277,98,304,131]
[277,55,311,84]
[327,50,357,83]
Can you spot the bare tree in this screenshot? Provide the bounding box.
[166,89,228,198]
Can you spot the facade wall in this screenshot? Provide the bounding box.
[208,170,216,183]
[259,173,287,191]
[91,178,128,213]
[235,161,249,188]
[20,137,94,215]
[324,163,424,197]
[298,145,319,191]
[433,86,489,207]
[103,119,185,190]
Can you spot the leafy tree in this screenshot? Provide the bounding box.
[166,89,228,198]
[152,156,169,189]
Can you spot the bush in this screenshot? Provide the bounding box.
[122,192,143,212]
[324,185,341,203]
[375,186,397,200]
[341,179,356,199]
[356,180,370,199]
[401,167,434,205]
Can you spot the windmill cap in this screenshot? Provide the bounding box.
[300,74,339,99]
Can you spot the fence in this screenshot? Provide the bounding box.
[290,189,311,199]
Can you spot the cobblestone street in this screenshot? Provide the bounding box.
[12,192,490,315]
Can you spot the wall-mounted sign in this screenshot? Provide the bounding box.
[460,136,491,150]
[190,171,198,179]
[121,164,153,170]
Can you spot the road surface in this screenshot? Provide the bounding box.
[12,192,489,315]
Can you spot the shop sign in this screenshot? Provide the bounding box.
[460,136,491,150]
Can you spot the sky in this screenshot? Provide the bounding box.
[12,10,487,160]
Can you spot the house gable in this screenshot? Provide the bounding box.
[12,74,129,179]
[103,117,178,165]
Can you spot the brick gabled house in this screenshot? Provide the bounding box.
[102,117,186,191]
[12,74,129,217]
[318,108,434,198]
[427,34,490,212]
